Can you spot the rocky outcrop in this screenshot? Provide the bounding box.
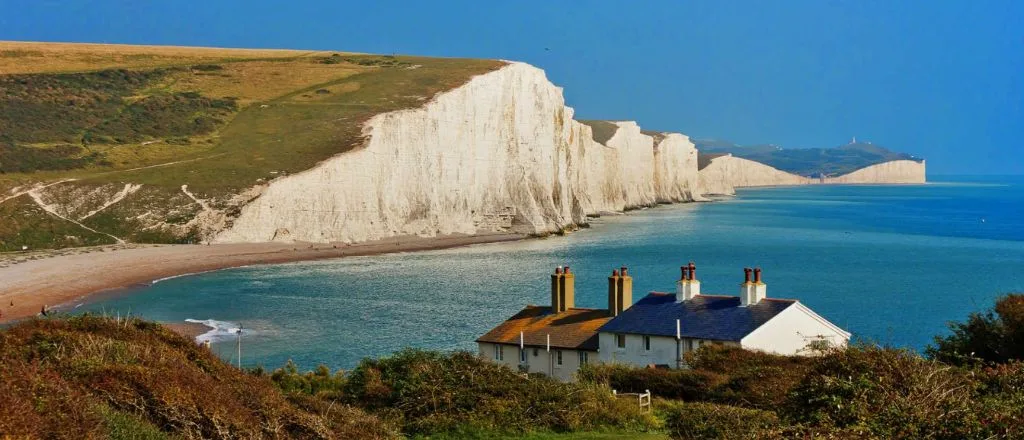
[216,63,702,244]
[697,154,813,195]
[823,160,926,184]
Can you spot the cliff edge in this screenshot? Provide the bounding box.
[216,63,702,243]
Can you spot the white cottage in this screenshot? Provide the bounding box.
[477,263,850,381]
[598,264,850,368]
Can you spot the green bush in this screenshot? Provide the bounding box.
[659,400,780,439]
[268,360,347,398]
[579,345,813,410]
[783,345,992,439]
[343,349,657,436]
[928,294,1024,365]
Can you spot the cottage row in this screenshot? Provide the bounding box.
[476,263,850,381]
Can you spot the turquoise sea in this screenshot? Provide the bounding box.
[82,176,1024,370]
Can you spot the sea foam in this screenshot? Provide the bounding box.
[185,318,247,343]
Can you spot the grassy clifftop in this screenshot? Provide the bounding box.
[0,42,503,250]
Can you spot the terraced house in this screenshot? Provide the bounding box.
[477,263,850,381]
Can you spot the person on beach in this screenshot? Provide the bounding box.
[40,305,47,317]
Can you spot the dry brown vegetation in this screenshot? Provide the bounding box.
[0,315,397,439]
[0,41,333,74]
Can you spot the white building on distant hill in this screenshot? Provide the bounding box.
[476,263,850,381]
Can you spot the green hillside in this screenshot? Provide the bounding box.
[695,139,923,176]
[0,42,502,251]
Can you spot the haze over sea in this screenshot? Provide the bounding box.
[83,176,1024,370]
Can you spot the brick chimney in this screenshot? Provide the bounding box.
[608,266,633,316]
[740,267,766,306]
[551,266,575,313]
[676,261,701,302]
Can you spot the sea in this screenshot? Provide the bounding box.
[81,175,1024,370]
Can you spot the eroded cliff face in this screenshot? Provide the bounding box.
[697,155,813,195]
[823,160,926,184]
[216,63,702,244]
[652,133,702,203]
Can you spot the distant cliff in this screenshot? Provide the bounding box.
[697,155,813,195]
[694,139,924,178]
[822,160,926,184]
[698,154,926,196]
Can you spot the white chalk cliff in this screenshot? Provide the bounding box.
[215,61,924,244]
[823,160,926,184]
[216,63,702,244]
[697,154,813,195]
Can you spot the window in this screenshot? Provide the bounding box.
[520,348,527,363]
[556,350,563,366]
[493,345,504,361]
[643,336,651,351]
[616,334,626,349]
[579,351,589,365]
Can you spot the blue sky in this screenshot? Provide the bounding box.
[2,1,1021,174]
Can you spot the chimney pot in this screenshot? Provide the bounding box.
[620,266,628,276]
[612,269,619,276]
[555,266,562,274]
[744,268,752,283]
[754,267,762,283]
[680,266,689,281]
[564,265,570,274]
[688,262,696,280]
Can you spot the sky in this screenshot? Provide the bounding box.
[2,1,1022,175]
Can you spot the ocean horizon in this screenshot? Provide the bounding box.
[82,175,1024,370]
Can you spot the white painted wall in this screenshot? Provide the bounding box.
[597,332,730,368]
[740,302,851,355]
[477,342,596,382]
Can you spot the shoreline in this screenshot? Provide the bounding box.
[0,232,524,323]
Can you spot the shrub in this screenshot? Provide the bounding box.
[268,360,347,398]
[659,400,780,439]
[783,344,989,439]
[344,349,656,436]
[928,294,1024,365]
[579,345,813,410]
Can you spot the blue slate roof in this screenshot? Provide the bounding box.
[598,293,797,341]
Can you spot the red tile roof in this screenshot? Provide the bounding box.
[476,306,611,351]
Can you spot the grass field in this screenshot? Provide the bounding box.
[0,41,503,250]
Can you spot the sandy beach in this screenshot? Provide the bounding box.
[0,233,524,324]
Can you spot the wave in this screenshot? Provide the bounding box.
[184,318,249,343]
[151,265,254,285]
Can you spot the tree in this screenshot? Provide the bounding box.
[927,294,1024,365]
